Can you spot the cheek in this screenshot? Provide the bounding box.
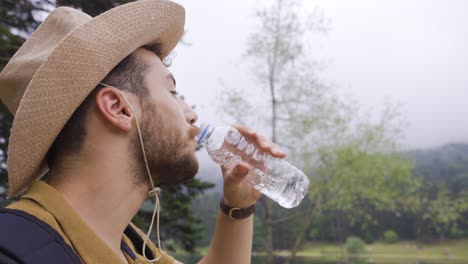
[158,98,187,125]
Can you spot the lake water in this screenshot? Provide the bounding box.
[175,255,467,264]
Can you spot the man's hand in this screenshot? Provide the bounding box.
[197,125,284,264]
[221,125,286,208]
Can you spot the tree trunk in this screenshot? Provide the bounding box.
[439,232,445,243]
[283,209,316,264]
[265,4,280,263]
[264,198,275,264]
[265,29,278,264]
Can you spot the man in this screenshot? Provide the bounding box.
[0,0,286,263]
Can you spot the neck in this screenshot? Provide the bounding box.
[48,151,148,256]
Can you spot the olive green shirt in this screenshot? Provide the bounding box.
[7,181,174,264]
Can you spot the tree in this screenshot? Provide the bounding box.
[408,144,468,240]
[220,1,419,263]
[420,184,467,241]
[137,179,215,252]
[56,0,133,16]
[280,103,420,263]
[424,184,458,240]
[0,0,214,253]
[238,0,328,262]
[0,0,46,204]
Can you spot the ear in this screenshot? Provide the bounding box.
[95,87,135,132]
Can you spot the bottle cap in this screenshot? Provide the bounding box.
[195,123,211,144]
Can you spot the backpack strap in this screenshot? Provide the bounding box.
[124,224,155,259]
[0,208,82,264]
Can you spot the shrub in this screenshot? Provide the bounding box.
[383,230,399,243]
[308,227,320,240]
[363,231,376,244]
[346,236,366,254]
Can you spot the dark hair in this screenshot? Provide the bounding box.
[46,47,161,169]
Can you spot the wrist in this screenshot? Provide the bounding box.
[220,198,256,220]
[222,190,260,209]
[222,197,257,209]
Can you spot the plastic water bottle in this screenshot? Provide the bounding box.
[196,124,309,208]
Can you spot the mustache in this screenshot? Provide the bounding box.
[190,125,200,139]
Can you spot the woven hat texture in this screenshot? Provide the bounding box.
[0,0,185,198]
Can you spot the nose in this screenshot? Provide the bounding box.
[186,106,198,125]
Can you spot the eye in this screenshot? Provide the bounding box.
[170,90,182,99]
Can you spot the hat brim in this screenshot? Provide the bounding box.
[7,0,185,197]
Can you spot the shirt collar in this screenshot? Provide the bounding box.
[22,181,127,263]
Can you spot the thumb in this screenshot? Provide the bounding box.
[226,162,250,184]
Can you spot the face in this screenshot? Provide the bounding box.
[129,49,199,187]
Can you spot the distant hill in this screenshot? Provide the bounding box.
[405,143,468,194]
[407,143,468,167]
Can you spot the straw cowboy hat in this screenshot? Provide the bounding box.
[0,0,185,198]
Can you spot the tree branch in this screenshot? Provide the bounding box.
[272,207,315,225]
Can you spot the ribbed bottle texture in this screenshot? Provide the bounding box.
[196,124,309,208]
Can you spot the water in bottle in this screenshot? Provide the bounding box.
[196,124,309,208]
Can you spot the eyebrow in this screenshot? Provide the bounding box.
[167,73,176,87]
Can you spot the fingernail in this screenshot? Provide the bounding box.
[237,166,248,175]
[273,147,283,153]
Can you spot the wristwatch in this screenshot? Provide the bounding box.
[220,199,257,220]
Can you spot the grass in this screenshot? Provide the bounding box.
[189,239,468,263]
[300,239,468,261]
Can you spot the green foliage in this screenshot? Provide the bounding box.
[154,179,214,252]
[135,179,215,252]
[253,214,265,251]
[383,230,399,243]
[219,0,468,255]
[236,1,331,262]
[296,144,468,243]
[190,192,221,247]
[312,144,419,234]
[308,227,319,240]
[0,0,44,34]
[345,236,366,254]
[269,198,315,249]
[0,0,57,204]
[408,144,468,239]
[348,257,368,264]
[0,103,12,188]
[222,0,423,261]
[56,0,135,17]
[422,184,464,239]
[0,26,25,69]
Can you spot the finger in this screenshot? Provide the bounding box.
[232,125,277,150]
[271,145,287,158]
[226,162,250,184]
[232,124,286,157]
[265,145,286,158]
[256,135,270,149]
[255,135,286,158]
[232,124,257,138]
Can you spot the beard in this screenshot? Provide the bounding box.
[130,99,199,188]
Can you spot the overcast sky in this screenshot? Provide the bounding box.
[170,0,468,150]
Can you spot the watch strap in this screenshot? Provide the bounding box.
[220,199,256,220]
